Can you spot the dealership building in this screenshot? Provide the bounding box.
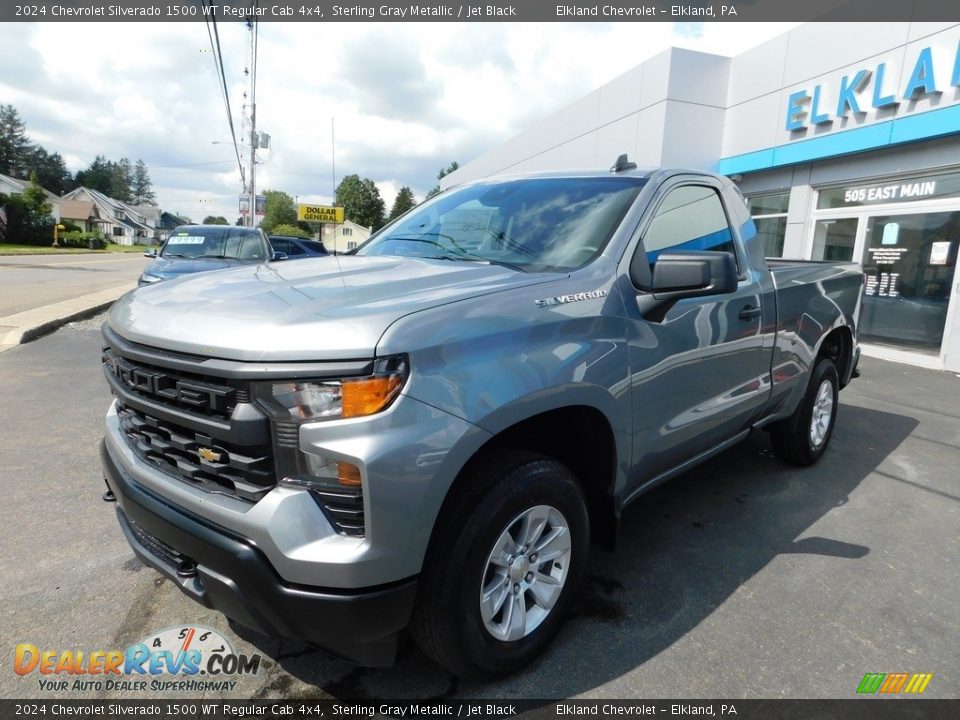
[444,22,960,372]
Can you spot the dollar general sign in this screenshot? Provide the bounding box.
[298,205,344,223]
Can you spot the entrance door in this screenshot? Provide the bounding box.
[860,211,960,353]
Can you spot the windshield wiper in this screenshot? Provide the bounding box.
[382,236,528,272]
[162,253,188,258]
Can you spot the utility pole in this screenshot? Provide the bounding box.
[248,18,258,227]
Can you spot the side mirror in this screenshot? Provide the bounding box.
[647,250,738,301]
[272,251,288,261]
[143,249,157,258]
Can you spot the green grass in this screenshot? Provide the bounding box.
[0,242,149,255]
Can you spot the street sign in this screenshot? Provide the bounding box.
[240,195,266,216]
[298,204,344,223]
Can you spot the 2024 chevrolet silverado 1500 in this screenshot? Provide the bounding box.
[100,164,863,678]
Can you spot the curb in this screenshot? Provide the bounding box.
[0,283,134,352]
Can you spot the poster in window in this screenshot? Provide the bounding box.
[930,241,950,266]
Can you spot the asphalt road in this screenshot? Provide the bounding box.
[0,254,147,317]
[1,316,957,701]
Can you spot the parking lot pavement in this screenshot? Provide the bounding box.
[1,317,957,701]
[0,253,144,316]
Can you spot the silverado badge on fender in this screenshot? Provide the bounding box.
[535,289,607,308]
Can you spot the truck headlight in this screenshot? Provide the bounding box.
[251,355,408,503]
[253,355,408,422]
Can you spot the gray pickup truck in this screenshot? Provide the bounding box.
[100,164,863,678]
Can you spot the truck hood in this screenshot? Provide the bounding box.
[142,255,249,281]
[109,255,562,361]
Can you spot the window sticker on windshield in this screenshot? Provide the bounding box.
[168,237,205,245]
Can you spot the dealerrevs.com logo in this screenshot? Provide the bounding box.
[14,626,261,693]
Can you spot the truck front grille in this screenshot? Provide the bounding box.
[126,516,186,569]
[117,403,274,503]
[102,347,241,420]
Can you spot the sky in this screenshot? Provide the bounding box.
[0,20,799,223]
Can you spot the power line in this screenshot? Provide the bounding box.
[203,0,245,188]
[146,159,236,169]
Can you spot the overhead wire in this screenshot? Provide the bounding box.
[203,0,246,188]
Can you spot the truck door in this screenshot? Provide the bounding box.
[622,180,772,488]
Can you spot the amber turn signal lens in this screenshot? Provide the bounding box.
[341,374,404,418]
[337,462,363,487]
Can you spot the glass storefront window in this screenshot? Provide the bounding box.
[747,191,789,257]
[748,193,789,216]
[753,216,786,257]
[818,171,960,209]
[812,217,857,261]
[860,211,959,352]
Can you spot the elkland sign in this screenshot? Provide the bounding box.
[785,43,960,132]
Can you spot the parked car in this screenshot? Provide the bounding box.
[139,225,278,286]
[269,235,329,259]
[101,164,863,678]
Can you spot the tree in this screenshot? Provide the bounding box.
[270,223,312,238]
[203,215,229,225]
[388,186,416,222]
[425,161,460,199]
[259,189,298,234]
[110,157,133,202]
[76,156,115,195]
[0,174,54,245]
[132,159,156,205]
[0,104,30,177]
[336,174,385,230]
[28,147,74,196]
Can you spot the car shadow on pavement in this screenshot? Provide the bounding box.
[233,403,917,700]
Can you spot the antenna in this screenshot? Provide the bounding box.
[610,154,637,173]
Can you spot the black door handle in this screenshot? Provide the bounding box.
[738,305,762,321]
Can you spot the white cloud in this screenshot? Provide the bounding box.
[0,20,799,222]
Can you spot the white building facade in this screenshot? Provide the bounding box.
[445,22,960,372]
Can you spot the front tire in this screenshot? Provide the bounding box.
[770,358,839,466]
[411,451,589,679]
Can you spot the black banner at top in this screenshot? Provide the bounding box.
[3,0,960,22]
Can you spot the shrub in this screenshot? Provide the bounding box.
[270,223,313,239]
[60,231,105,249]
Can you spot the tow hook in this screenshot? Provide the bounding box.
[102,481,117,503]
[176,559,198,579]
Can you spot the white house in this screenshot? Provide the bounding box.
[320,219,372,253]
[0,172,62,221]
[60,187,156,245]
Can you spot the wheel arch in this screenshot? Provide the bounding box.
[426,402,622,555]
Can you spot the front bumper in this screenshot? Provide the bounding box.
[101,439,417,667]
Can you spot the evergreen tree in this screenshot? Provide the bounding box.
[425,161,460,199]
[76,156,114,195]
[388,186,417,221]
[0,104,31,178]
[110,157,134,202]
[28,147,74,196]
[132,159,156,205]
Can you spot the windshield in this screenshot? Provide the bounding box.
[356,177,645,271]
[161,227,268,261]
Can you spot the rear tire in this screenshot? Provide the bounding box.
[770,358,839,466]
[411,450,589,679]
